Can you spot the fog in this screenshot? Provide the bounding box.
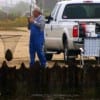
[0,0,31,6]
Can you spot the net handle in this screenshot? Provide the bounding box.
[0,35,22,39]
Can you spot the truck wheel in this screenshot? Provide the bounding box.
[96,57,100,62]
[64,47,68,63]
[45,53,53,61]
[63,39,69,64]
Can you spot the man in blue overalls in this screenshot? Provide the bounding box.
[28,7,46,67]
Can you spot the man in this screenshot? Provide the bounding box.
[28,7,46,67]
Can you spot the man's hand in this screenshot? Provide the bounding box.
[29,16,34,23]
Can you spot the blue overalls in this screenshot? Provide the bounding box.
[29,18,46,67]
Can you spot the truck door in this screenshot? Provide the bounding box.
[45,4,62,49]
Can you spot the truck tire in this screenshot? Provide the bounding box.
[64,47,68,63]
[63,35,76,64]
[96,57,100,62]
[45,53,53,61]
[63,36,69,64]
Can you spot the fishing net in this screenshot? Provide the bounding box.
[0,35,22,61]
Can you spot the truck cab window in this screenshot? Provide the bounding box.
[62,3,100,19]
[51,4,61,20]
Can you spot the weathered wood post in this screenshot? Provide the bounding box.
[68,59,78,94]
[16,62,29,96]
[67,58,83,97]
[61,66,69,94]
[95,65,100,98]
[29,61,41,94]
[39,65,48,94]
[0,61,16,96]
[83,63,96,99]
[48,63,62,94]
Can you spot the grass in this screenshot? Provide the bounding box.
[0,27,27,32]
[0,17,27,31]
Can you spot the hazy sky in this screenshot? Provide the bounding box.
[0,0,31,6]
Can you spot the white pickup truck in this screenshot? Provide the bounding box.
[44,0,100,62]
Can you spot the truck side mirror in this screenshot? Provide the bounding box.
[45,16,53,23]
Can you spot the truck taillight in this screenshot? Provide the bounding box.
[73,26,78,37]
